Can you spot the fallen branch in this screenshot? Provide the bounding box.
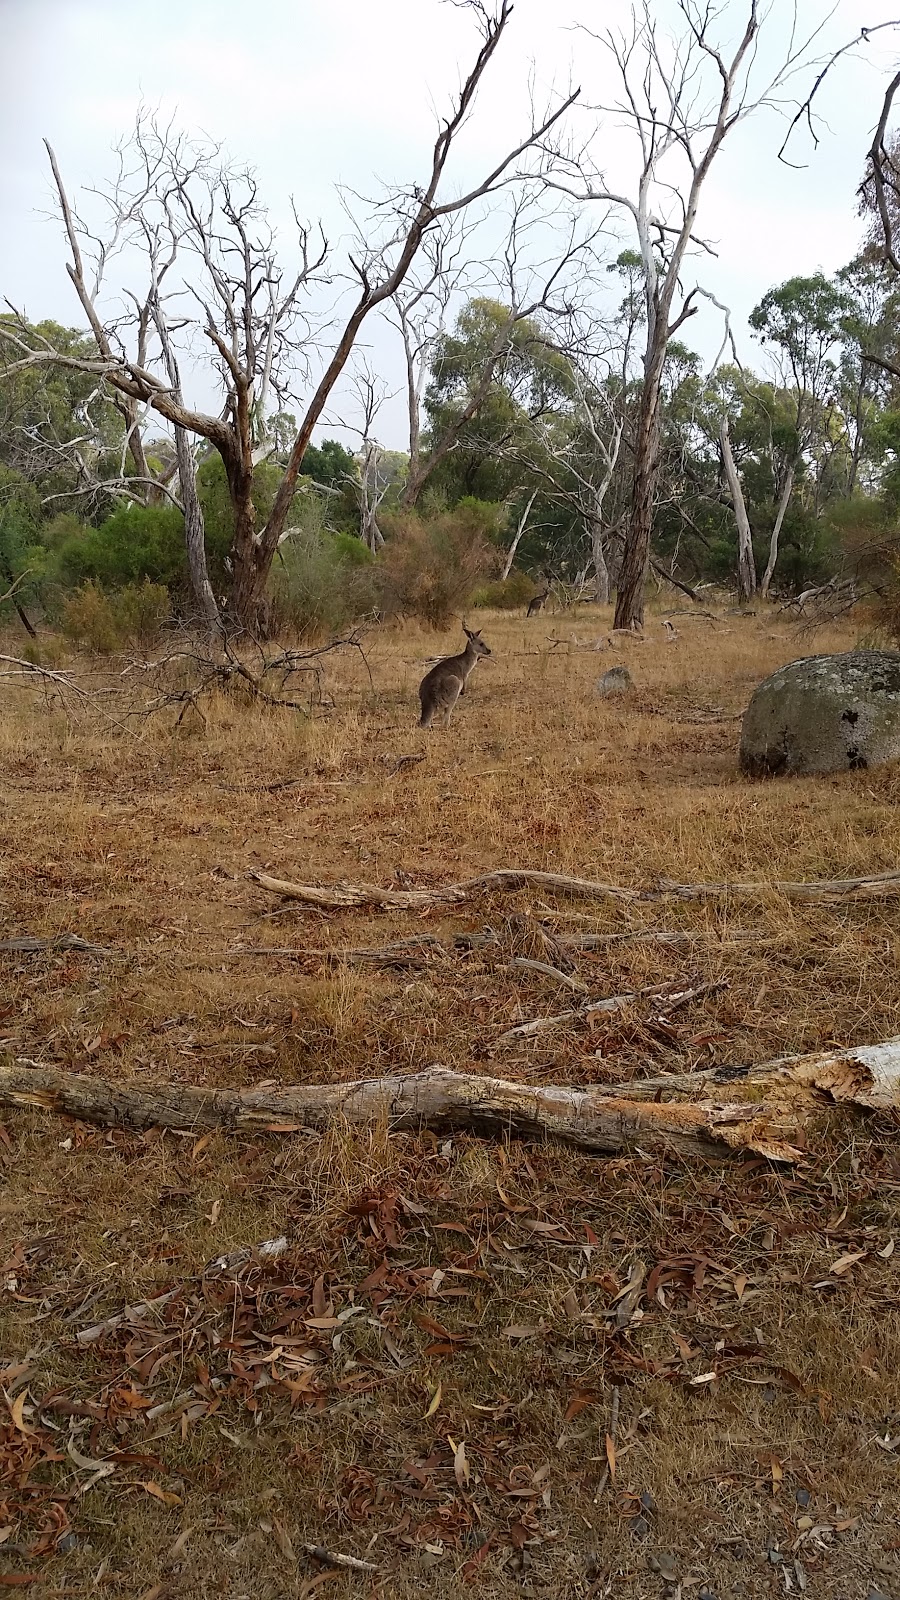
[4,1038,900,1163]
[495,978,727,1046]
[250,865,900,910]
[0,933,113,957]
[301,1544,380,1574]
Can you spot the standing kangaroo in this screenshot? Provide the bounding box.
[418,625,492,729]
[526,585,550,618]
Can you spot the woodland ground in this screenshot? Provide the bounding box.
[2,604,900,1600]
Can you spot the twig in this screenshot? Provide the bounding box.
[76,1289,181,1346]
[495,978,727,1046]
[594,1385,621,1501]
[509,956,588,992]
[300,1544,380,1574]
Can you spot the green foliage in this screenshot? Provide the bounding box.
[271,529,376,639]
[60,580,171,653]
[48,504,187,592]
[377,503,498,627]
[472,569,538,609]
[302,438,357,486]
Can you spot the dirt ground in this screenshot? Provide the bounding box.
[2,604,900,1599]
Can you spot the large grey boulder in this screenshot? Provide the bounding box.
[740,650,900,777]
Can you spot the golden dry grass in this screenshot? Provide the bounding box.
[2,604,900,1598]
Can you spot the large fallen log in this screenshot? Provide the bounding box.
[2,1039,899,1164]
[249,866,900,911]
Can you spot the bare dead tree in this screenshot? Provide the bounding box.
[0,4,580,632]
[542,0,848,630]
[500,488,538,579]
[327,360,395,552]
[385,222,471,487]
[718,416,756,604]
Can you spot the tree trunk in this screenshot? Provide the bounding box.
[589,516,610,605]
[228,462,263,630]
[719,417,756,603]
[174,427,221,637]
[501,489,537,580]
[614,337,666,630]
[760,466,794,600]
[3,1040,899,1164]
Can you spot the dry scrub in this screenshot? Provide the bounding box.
[2,605,900,1597]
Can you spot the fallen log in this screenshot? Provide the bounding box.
[249,866,900,911]
[2,1039,899,1164]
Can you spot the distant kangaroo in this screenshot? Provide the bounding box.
[418,624,492,729]
[527,585,550,618]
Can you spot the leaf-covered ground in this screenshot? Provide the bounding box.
[2,607,900,1597]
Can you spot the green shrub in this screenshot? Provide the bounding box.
[52,505,186,591]
[61,580,172,652]
[472,570,537,609]
[377,504,498,627]
[271,527,378,639]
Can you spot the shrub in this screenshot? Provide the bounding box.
[52,505,186,592]
[270,526,378,639]
[472,569,537,610]
[377,504,498,627]
[61,580,171,653]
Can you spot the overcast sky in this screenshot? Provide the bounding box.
[3,0,900,450]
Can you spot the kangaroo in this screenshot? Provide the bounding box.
[418,625,492,729]
[526,585,550,618]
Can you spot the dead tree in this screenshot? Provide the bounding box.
[386,222,471,492]
[1,6,579,632]
[328,361,394,552]
[719,416,756,603]
[544,1,838,630]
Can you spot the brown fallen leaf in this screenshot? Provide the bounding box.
[141,1480,183,1507]
[830,1250,868,1276]
[424,1382,442,1420]
[5,1390,31,1435]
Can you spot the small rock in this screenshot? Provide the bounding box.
[797,1515,813,1531]
[640,1489,657,1514]
[795,1488,811,1508]
[596,665,633,698]
[767,1548,783,1565]
[698,1590,720,1600]
[58,1533,78,1554]
[629,1515,651,1540]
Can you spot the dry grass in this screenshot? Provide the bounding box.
[2,604,900,1598]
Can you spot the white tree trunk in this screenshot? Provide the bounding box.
[501,489,538,580]
[590,517,610,605]
[719,417,756,603]
[760,465,794,600]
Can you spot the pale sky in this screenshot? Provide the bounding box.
[3,0,900,450]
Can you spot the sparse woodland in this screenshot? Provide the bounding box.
[7,3,900,1596]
